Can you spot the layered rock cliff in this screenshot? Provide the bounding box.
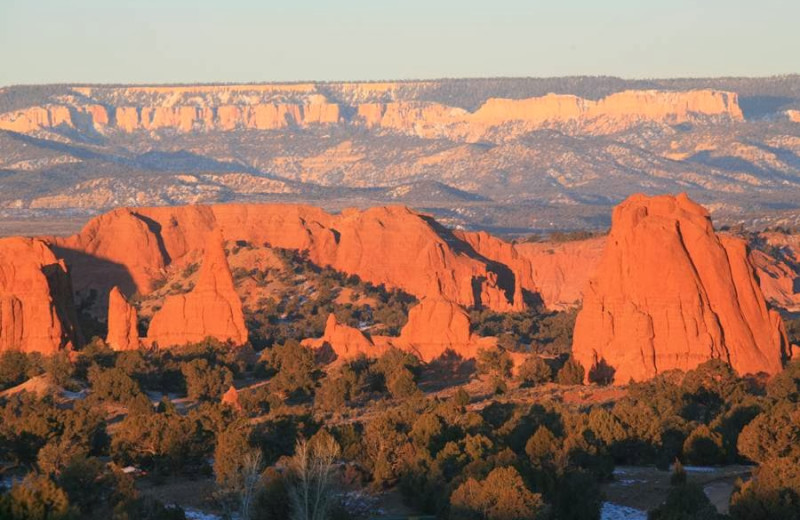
[0,84,743,140]
[147,231,248,348]
[0,238,81,354]
[572,193,788,383]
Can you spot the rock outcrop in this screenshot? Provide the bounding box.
[147,231,248,348]
[302,314,386,362]
[572,194,788,383]
[0,238,81,354]
[106,286,140,351]
[396,298,496,362]
[221,385,242,411]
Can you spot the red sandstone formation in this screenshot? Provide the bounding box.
[51,208,170,300]
[147,231,248,348]
[302,314,386,362]
[106,286,140,351]
[572,194,788,384]
[0,238,81,354]
[396,298,496,362]
[221,385,242,411]
[516,237,606,310]
[54,204,520,313]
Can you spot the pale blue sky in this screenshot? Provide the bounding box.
[1,0,797,85]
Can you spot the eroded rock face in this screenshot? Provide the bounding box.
[572,194,788,383]
[50,208,172,304]
[55,204,520,313]
[302,314,386,361]
[516,237,606,311]
[397,298,496,362]
[147,231,248,348]
[106,286,139,351]
[0,238,81,354]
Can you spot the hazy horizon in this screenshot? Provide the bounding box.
[3,72,800,89]
[2,0,798,86]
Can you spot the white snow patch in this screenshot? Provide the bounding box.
[601,502,647,520]
[184,509,223,520]
[683,466,718,473]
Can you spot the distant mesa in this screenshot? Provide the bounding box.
[0,84,743,140]
[572,193,789,384]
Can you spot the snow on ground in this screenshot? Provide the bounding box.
[601,502,647,520]
[683,466,718,473]
[183,509,223,520]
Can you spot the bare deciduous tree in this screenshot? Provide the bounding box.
[288,437,341,520]
[239,451,262,520]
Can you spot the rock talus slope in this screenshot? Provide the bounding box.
[572,193,788,383]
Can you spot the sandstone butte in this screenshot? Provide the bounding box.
[572,193,789,384]
[147,230,248,348]
[0,237,81,354]
[0,85,743,139]
[395,298,497,362]
[301,313,387,362]
[51,204,521,314]
[106,286,140,351]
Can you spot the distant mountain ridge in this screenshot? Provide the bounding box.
[0,84,743,137]
[1,76,799,235]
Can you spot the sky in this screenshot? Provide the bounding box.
[1,0,798,85]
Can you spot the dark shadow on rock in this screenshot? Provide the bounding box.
[420,215,521,307]
[50,245,138,318]
[43,261,85,348]
[130,212,172,265]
